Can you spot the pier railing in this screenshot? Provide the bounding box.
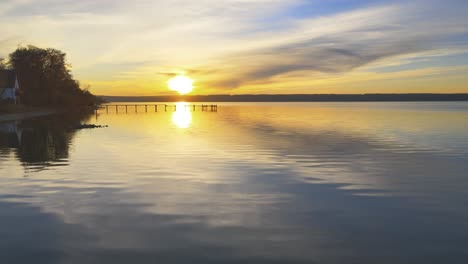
[97,104,218,113]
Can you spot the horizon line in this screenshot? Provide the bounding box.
[98,93,468,97]
[99,93,468,102]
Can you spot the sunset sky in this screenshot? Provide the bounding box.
[1,0,467,96]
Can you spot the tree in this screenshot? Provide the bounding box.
[0,58,7,70]
[9,46,100,107]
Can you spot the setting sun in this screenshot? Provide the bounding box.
[168,75,194,95]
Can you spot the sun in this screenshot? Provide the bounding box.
[168,75,194,95]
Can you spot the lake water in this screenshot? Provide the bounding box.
[1,102,468,263]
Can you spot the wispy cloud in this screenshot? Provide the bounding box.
[197,3,468,90]
[0,0,467,94]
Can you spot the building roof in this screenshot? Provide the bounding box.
[0,70,17,89]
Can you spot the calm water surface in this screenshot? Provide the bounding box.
[1,102,468,263]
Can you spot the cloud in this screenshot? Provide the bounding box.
[0,0,467,94]
[197,2,468,89]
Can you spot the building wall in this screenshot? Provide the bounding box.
[0,87,17,103]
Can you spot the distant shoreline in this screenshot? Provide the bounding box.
[100,94,468,102]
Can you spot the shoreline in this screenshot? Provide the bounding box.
[100,93,468,103]
[0,109,56,122]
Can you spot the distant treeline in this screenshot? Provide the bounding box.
[101,94,468,102]
[2,46,101,108]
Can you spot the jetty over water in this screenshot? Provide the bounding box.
[97,104,218,113]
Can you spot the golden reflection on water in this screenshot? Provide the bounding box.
[172,102,192,128]
[1,102,468,263]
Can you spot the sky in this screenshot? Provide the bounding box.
[1,0,468,96]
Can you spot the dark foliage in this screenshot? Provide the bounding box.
[0,58,6,70]
[9,46,102,108]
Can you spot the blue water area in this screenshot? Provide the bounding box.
[1,102,468,263]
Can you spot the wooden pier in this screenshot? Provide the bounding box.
[96,104,218,114]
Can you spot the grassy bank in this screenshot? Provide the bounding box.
[0,101,100,123]
[0,103,55,122]
[0,108,56,122]
[0,103,44,114]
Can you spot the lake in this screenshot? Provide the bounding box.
[1,102,468,263]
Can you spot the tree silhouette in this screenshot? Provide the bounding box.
[9,46,100,107]
[0,58,6,70]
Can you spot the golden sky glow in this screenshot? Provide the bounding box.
[1,1,468,95]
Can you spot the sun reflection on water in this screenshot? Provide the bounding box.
[172,102,192,128]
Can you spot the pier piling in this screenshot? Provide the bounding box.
[101,104,217,114]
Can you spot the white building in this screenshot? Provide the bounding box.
[0,70,20,104]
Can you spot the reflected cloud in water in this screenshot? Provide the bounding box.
[1,102,468,263]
